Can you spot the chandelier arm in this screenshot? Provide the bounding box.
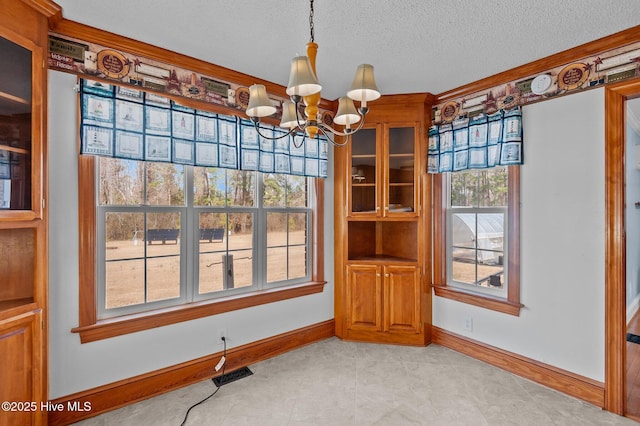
[292,132,307,149]
[317,126,350,147]
[318,113,367,138]
[250,119,297,141]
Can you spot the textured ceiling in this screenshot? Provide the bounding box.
[53,0,640,101]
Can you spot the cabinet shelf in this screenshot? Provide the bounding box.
[352,183,375,187]
[348,254,417,263]
[348,216,418,222]
[348,220,417,260]
[0,145,30,155]
[0,90,29,106]
[0,298,35,318]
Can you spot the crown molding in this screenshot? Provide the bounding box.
[22,0,62,27]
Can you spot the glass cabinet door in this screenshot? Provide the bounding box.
[0,35,32,211]
[350,128,377,214]
[386,126,415,215]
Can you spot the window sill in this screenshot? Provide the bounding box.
[71,281,327,343]
[433,285,523,316]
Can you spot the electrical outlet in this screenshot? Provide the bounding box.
[217,328,228,345]
[463,316,473,332]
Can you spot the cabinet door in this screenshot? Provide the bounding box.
[384,124,418,217]
[346,264,382,332]
[384,265,421,333]
[0,310,44,426]
[348,127,380,216]
[0,28,44,219]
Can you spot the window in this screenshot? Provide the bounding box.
[75,154,325,342]
[448,167,507,296]
[97,156,316,318]
[433,166,521,316]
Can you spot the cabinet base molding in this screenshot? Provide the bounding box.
[341,329,427,346]
[432,326,604,407]
[48,319,335,426]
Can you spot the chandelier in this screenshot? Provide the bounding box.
[245,0,380,147]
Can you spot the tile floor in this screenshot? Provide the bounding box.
[74,337,637,425]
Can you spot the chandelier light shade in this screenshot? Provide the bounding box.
[246,84,277,118]
[244,0,380,147]
[286,56,322,97]
[280,101,303,129]
[333,96,361,128]
[347,64,381,107]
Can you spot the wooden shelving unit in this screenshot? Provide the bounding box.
[0,1,50,424]
[334,94,433,346]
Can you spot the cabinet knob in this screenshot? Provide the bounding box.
[376,273,381,277]
[385,273,390,277]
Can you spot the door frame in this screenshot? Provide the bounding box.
[604,78,640,414]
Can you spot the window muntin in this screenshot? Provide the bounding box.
[96,157,312,319]
[446,167,508,296]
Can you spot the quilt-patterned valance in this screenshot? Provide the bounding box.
[79,79,328,178]
[427,108,523,173]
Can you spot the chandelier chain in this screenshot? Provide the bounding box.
[309,0,315,42]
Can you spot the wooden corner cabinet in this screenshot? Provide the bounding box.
[0,0,52,424]
[334,94,433,346]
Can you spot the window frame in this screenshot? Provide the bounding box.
[433,166,522,316]
[73,155,326,343]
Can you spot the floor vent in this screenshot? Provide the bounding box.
[213,366,253,387]
[627,333,640,345]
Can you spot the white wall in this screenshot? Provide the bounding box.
[626,100,640,320]
[47,70,335,399]
[434,88,606,382]
[49,67,610,396]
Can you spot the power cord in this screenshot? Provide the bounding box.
[179,337,227,426]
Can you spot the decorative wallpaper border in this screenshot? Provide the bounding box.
[432,41,640,124]
[47,30,640,129]
[47,33,335,125]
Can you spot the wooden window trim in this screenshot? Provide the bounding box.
[74,155,326,343]
[432,166,522,316]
